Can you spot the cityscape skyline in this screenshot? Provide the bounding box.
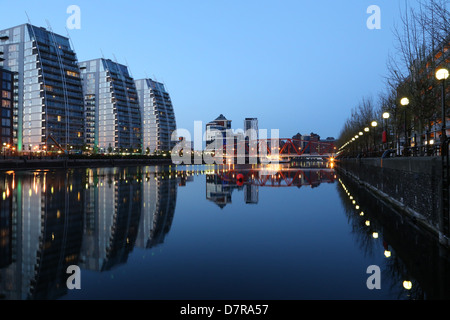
[1,0,422,140]
[0,0,449,304]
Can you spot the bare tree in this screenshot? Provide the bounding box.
[385,0,444,149]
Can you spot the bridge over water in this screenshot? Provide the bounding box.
[222,138,336,160]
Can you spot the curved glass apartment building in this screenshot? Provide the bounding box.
[135,79,176,153]
[79,58,141,153]
[0,24,84,153]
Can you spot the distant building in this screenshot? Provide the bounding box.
[0,23,85,152]
[291,133,335,155]
[300,132,320,154]
[0,67,14,146]
[79,58,141,153]
[135,78,177,153]
[205,114,232,148]
[244,118,258,142]
[321,137,336,154]
[292,133,302,152]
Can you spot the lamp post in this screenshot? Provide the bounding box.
[383,112,390,149]
[371,121,378,155]
[400,97,410,155]
[436,68,449,148]
[436,67,449,238]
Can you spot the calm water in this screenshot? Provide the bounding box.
[0,162,449,300]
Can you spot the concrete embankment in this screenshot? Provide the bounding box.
[337,157,449,246]
[0,157,173,170]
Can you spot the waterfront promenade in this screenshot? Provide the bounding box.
[0,156,172,170]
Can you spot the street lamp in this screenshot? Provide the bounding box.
[400,97,410,154]
[383,112,390,149]
[370,121,378,153]
[436,67,449,237]
[400,97,409,106]
[436,68,449,145]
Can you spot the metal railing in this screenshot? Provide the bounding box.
[343,128,449,158]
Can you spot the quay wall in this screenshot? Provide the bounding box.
[337,157,448,245]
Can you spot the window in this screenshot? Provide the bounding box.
[2,118,10,127]
[66,70,79,78]
[2,82,11,90]
[1,109,10,118]
[2,91,10,99]
[2,72,11,81]
[8,44,18,52]
[1,100,10,108]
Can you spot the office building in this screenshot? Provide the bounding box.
[244,117,258,142]
[135,78,177,153]
[79,58,141,153]
[0,24,85,152]
[205,114,232,148]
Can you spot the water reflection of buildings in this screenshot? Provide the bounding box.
[0,170,84,300]
[0,166,189,300]
[206,164,336,208]
[81,167,184,270]
[136,169,178,249]
[80,167,142,272]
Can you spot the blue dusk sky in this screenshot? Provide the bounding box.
[3,0,420,139]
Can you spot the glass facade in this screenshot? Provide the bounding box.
[135,79,177,153]
[0,24,84,153]
[0,68,14,146]
[79,59,141,153]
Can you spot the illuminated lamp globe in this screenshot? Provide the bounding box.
[436,68,449,81]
